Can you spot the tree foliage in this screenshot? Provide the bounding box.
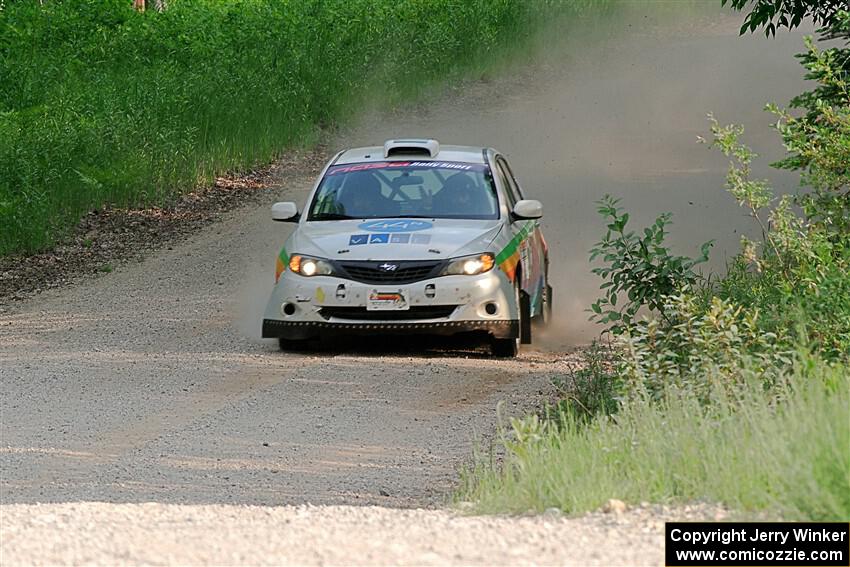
[722,0,848,35]
[774,12,849,237]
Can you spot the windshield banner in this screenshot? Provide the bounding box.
[327,161,488,175]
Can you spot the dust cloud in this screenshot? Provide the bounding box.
[331,2,810,348]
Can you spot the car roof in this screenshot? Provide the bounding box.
[335,144,489,165]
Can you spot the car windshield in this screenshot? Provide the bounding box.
[308,161,499,220]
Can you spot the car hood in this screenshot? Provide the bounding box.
[288,218,503,261]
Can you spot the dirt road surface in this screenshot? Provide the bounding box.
[0,184,564,507]
[1,6,805,565]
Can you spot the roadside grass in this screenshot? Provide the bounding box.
[0,0,608,255]
[457,355,850,521]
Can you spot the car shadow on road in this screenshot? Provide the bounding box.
[278,332,498,359]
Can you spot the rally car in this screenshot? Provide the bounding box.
[261,139,551,357]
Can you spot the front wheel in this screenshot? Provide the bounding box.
[278,337,314,352]
[491,335,519,357]
[491,277,522,357]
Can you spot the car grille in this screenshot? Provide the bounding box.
[319,305,458,321]
[336,260,444,284]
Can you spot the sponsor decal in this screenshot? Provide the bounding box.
[367,290,408,310]
[351,231,424,245]
[275,247,289,283]
[371,291,403,302]
[405,161,481,170]
[359,219,433,232]
[495,221,536,281]
[327,161,486,176]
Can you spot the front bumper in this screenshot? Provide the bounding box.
[262,318,518,339]
[262,269,518,340]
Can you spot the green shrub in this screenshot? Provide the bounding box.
[707,112,850,361]
[621,293,792,403]
[589,195,712,335]
[720,246,850,360]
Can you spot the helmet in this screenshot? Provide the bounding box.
[339,172,394,216]
[439,172,480,213]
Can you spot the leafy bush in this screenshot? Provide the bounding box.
[621,293,792,403]
[589,195,712,335]
[707,111,850,360]
[719,246,850,360]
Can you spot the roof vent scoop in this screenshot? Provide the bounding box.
[384,138,439,158]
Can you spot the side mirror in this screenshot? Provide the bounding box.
[512,199,543,220]
[271,201,299,222]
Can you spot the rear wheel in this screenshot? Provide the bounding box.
[519,290,532,344]
[534,283,553,327]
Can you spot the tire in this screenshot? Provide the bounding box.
[491,276,522,357]
[534,283,553,328]
[519,290,532,344]
[491,335,519,357]
[278,337,314,352]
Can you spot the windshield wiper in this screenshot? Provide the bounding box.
[309,213,357,221]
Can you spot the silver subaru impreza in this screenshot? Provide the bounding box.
[262,139,551,356]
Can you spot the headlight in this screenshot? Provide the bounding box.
[441,253,495,276]
[288,254,335,277]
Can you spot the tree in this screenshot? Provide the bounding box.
[132,0,165,12]
[722,0,848,35]
[723,1,849,235]
[771,12,850,238]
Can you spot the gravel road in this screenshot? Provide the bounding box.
[1,502,729,566]
[1,6,804,565]
[0,163,586,564]
[0,169,566,508]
